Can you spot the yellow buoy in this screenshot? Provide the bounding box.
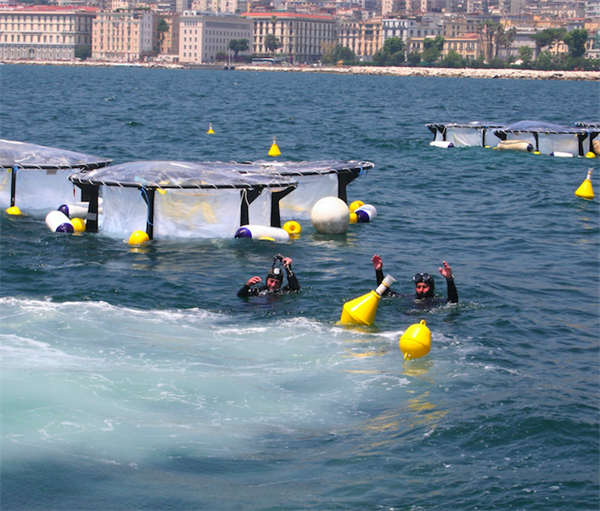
[207,123,215,134]
[349,212,358,224]
[575,169,594,200]
[282,220,301,236]
[585,151,595,158]
[6,206,22,215]
[71,218,86,232]
[400,320,431,360]
[340,275,395,326]
[268,136,281,157]
[129,230,150,245]
[349,200,364,213]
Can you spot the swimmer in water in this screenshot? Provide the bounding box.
[372,254,458,304]
[238,254,300,298]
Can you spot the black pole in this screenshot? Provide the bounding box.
[10,166,18,207]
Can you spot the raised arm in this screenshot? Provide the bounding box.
[282,257,300,292]
[439,261,458,303]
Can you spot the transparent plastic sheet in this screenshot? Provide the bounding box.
[155,188,242,239]
[0,168,12,208]
[0,139,111,170]
[279,174,338,221]
[0,168,80,213]
[247,189,272,227]
[448,127,484,147]
[101,187,148,238]
[537,133,580,155]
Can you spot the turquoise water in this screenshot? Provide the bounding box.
[1,65,599,510]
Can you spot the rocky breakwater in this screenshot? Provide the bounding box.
[235,64,600,81]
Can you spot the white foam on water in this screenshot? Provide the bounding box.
[2,297,467,468]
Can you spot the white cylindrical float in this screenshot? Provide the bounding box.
[430,141,454,148]
[310,196,350,234]
[58,202,89,218]
[551,151,574,158]
[497,140,533,153]
[234,225,290,242]
[354,204,377,223]
[45,210,74,233]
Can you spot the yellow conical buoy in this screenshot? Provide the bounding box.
[207,123,215,134]
[575,169,594,200]
[129,230,150,245]
[340,275,395,326]
[400,320,431,360]
[349,212,358,224]
[268,136,281,157]
[6,206,22,215]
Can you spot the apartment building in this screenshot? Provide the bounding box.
[191,0,248,14]
[92,10,156,62]
[338,18,382,58]
[179,12,253,63]
[244,12,336,63]
[408,32,481,59]
[0,5,97,61]
[382,17,443,40]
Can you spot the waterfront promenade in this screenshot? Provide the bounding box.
[3,59,599,80]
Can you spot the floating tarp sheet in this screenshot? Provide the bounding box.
[70,160,297,189]
[0,139,112,212]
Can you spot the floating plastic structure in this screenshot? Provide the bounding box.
[0,139,112,214]
[426,121,600,157]
[236,160,373,220]
[69,161,299,240]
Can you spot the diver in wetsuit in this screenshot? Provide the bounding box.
[372,254,458,304]
[237,254,300,298]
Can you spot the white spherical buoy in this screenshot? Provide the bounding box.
[311,196,350,234]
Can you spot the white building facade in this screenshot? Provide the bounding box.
[179,12,253,63]
[92,11,156,62]
[0,5,97,61]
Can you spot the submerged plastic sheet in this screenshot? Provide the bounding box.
[101,186,243,239]
[70,161,298,189]
[0,139,112,212]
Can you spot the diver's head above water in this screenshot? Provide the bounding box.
[413,272,435,299]
[266,266,284,290]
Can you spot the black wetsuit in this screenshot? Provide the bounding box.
[375,268,458,304]
[237,266,300,298]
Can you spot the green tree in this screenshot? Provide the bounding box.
[407,51,421,66]
[530,28,567,57]
[372,37,406,66]
[264,33,282,55]
[422,35,444,63]
[477,20,501,62]
[563,29,588,59]
[75,45,91,60]
[229,39,249,58]
[441,49,463,67]
[518,45,533,64]
[321,43,356,64]
[157,18,169,54]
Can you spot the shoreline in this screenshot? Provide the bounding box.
[3,59,599,80]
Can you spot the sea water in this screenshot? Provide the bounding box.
[1,65,598,510]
